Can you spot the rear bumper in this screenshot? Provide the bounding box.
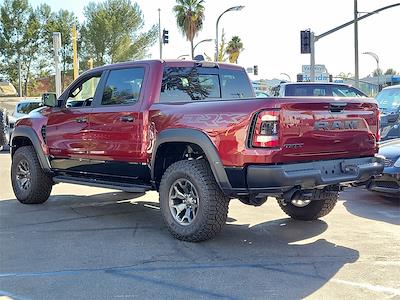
[224,156,384,196]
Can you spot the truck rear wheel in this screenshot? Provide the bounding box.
[11,146,53,204]
[277,190,338,220]
[159,160,229,242]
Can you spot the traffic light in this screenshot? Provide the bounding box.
[162,29,169,44]
[253,65,258,76]
[300,30,311,54]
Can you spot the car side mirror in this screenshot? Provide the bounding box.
[41,92,57,107]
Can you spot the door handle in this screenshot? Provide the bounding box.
[76,117,88,123]
[120,115,134,122]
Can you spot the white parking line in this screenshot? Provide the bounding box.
[332,279,400,296]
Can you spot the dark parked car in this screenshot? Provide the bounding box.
[367,138,400,199]
[376,85,400,141]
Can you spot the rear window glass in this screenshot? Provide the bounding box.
[220,69,253,99]
[160,67,252,103]
[332,86,365,97]
[285,85,328,97]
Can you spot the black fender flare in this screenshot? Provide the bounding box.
[11,126,52,172]
[151,128,232,193]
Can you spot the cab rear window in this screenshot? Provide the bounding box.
[160,67,253,103]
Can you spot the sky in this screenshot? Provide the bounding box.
[26,0,400,81]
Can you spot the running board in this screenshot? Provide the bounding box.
[53,176,151,193]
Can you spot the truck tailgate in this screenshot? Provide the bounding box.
[273,97,379,163]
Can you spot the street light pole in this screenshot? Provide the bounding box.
[310,32,316,82]
[177,54,190,59]
[193,39,213,54]
[354,0,359,87]
[215,6,244,61]
[280,73,292,82]
[363,51,380,92]
[158,8,162,59]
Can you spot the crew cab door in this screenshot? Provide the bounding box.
[87,66,150,182]
[46,72,103,171]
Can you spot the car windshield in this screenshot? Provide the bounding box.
[16,102,42,114]
[376,88,400,111]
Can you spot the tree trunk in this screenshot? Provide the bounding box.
[190,39,194,59]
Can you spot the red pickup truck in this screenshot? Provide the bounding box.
[10,59,383,241]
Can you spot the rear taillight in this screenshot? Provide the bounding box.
[376,109,381,142]
[252,111,280,148]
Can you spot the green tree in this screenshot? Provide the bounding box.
[225,36,243,63]
[0,0,42,96]
[173,0,205,59]
[337,72,353,79]
[384,68,397,75]
[81,0,157,66]
[372,68,383,77]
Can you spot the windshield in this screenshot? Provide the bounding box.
[376,88,400,111]
[16,102,42,114]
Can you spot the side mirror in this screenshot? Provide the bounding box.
[41,92,57,107]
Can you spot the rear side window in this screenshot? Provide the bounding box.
[160,67,252,103]
[102,68,144,105]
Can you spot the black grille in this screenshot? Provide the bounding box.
[383,159,395,167]
[41,126,46,142]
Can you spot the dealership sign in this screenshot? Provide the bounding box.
[301,65,330,82]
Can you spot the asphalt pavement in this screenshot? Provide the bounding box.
[0,152,399,299]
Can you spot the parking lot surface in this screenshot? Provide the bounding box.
[0,152,399,299]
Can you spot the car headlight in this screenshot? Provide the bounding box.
[394,158,400,168]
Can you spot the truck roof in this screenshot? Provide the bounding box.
[87,59,244,74]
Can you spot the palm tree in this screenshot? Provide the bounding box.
[173,0,205,59]
[225,36,243,63]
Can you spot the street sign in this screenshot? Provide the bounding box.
[302,65,327,73]
[301,64,329,82]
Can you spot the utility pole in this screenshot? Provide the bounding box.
[310,32,315,82]
[354,0,359,87]
[306,2,400,84]
[158,8,162,59]
[53,32,62,97]
[72,25,79,80]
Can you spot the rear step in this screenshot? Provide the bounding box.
[53,176,151,193]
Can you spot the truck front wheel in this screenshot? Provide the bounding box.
[159,160,229,242]
[277,189,339,220]
[11,146,53,204]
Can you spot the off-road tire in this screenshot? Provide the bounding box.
[278,190,339,220]
[0,109,7,147]
[11,146,53,204]
[159,159,229,242]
